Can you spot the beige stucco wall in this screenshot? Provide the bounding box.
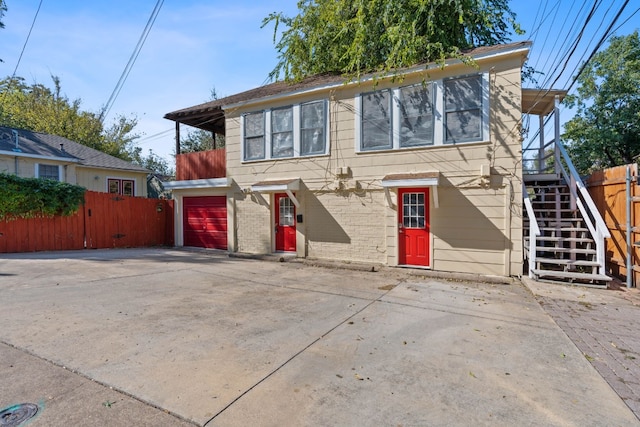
[224,51,524,276]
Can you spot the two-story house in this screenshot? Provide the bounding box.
[164,41,541,277]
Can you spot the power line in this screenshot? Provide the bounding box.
[99,0,164,123]
[11,0,44,79]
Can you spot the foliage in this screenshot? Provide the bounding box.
[0,0,5,62]
[179,86,225,153]
[262,0,522,81]
[563,31,640,174]
[0,173,86,219]
[0,75,141,162]
[131,148,174,178]
[180,128,225,153]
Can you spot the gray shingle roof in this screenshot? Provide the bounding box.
[164,41,532,135]
[0,126,149,173]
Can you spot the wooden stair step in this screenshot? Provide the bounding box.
[533,246,596,255]
[530,268,611,282]
[534,257,600,267]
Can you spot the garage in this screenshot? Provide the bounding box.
[183,196,227,249]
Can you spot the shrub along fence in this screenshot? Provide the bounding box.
[0,191,174,253]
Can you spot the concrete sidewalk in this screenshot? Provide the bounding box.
[0,248,637,426]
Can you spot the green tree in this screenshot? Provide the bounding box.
[563,31,640,174]
[131,148,174,177]
[262,0,522,81]
[0,0,6,62]
[0,75,173,168]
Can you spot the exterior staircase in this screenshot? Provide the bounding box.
[522,92,611,287]
[524,175,611,286]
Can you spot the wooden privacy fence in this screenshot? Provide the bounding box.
[586,164,638,287]
[0,191,174,253]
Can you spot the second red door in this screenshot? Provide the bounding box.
[275,193,296,252]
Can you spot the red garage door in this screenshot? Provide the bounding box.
[183,196,227,249]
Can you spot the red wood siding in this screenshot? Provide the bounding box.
[0,191,174,253]
[176,149,226,181]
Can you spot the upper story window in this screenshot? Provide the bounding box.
[244,111,265,161]
[444,75,482,143]
[36,164,60,181]
[356,73,488,152]
[361,90,392,151]
[242,100,328,162]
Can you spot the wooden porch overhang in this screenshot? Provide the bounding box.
[381,172,440,208]
[522,89,567,116]
[250,178,301,208]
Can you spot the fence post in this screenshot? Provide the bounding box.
[627,166,633,288]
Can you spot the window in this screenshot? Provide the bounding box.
[444,75,482,143]
[301,101,326,155]
[36,164,60,181]
[399,84,434,147]
[361,90,392,150]
[108,178,135,196]
[242,100,328,161]
[356,74,487,151]
[244,111,266,160]
[271,107,294,158]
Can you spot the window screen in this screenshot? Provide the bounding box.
[361,90,392,150]
[399,84,433,147]
[271,107,294,158]
[301,101,326,155]
[38,164,60,181]
[444,75,482,143]
[244,111,265,160]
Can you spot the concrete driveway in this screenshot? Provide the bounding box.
[0,248,637,426]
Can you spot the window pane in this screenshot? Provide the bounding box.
[272,108,293,133]
[361,90,391,150]
[122,180,134,196]
[245,136,265,160]
[108,179,120,194]
[245,112,264,137]
[444,75,483,144]
[244,112,265,160]
[272,132,293,158]
[446,110,481,142]
[399,85,433,147]
[301,101,326,155]
[279,197,294,226]
[39,164,59,181]
[445,76,481,110]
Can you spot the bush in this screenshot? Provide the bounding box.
[0,173,85,219]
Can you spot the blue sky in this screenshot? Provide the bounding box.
[2,1,638,164]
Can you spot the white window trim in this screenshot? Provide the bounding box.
[34,163,62,181]
[355,72,489,153]
[241,100,330,162]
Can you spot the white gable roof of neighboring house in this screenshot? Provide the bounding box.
[0,126,149,173]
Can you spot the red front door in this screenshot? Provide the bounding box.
[398,188,430,266]
[275,193,296,252]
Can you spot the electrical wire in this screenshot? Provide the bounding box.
[100,0,164,123]
[10,0,44,79]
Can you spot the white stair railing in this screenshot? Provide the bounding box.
[555,141,611,275]
[523,184,541,278]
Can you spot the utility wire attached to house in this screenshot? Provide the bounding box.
[99,0,164,124]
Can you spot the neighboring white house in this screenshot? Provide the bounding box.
[0,127,149,197]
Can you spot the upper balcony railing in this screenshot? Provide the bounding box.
[175,148,226,181]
